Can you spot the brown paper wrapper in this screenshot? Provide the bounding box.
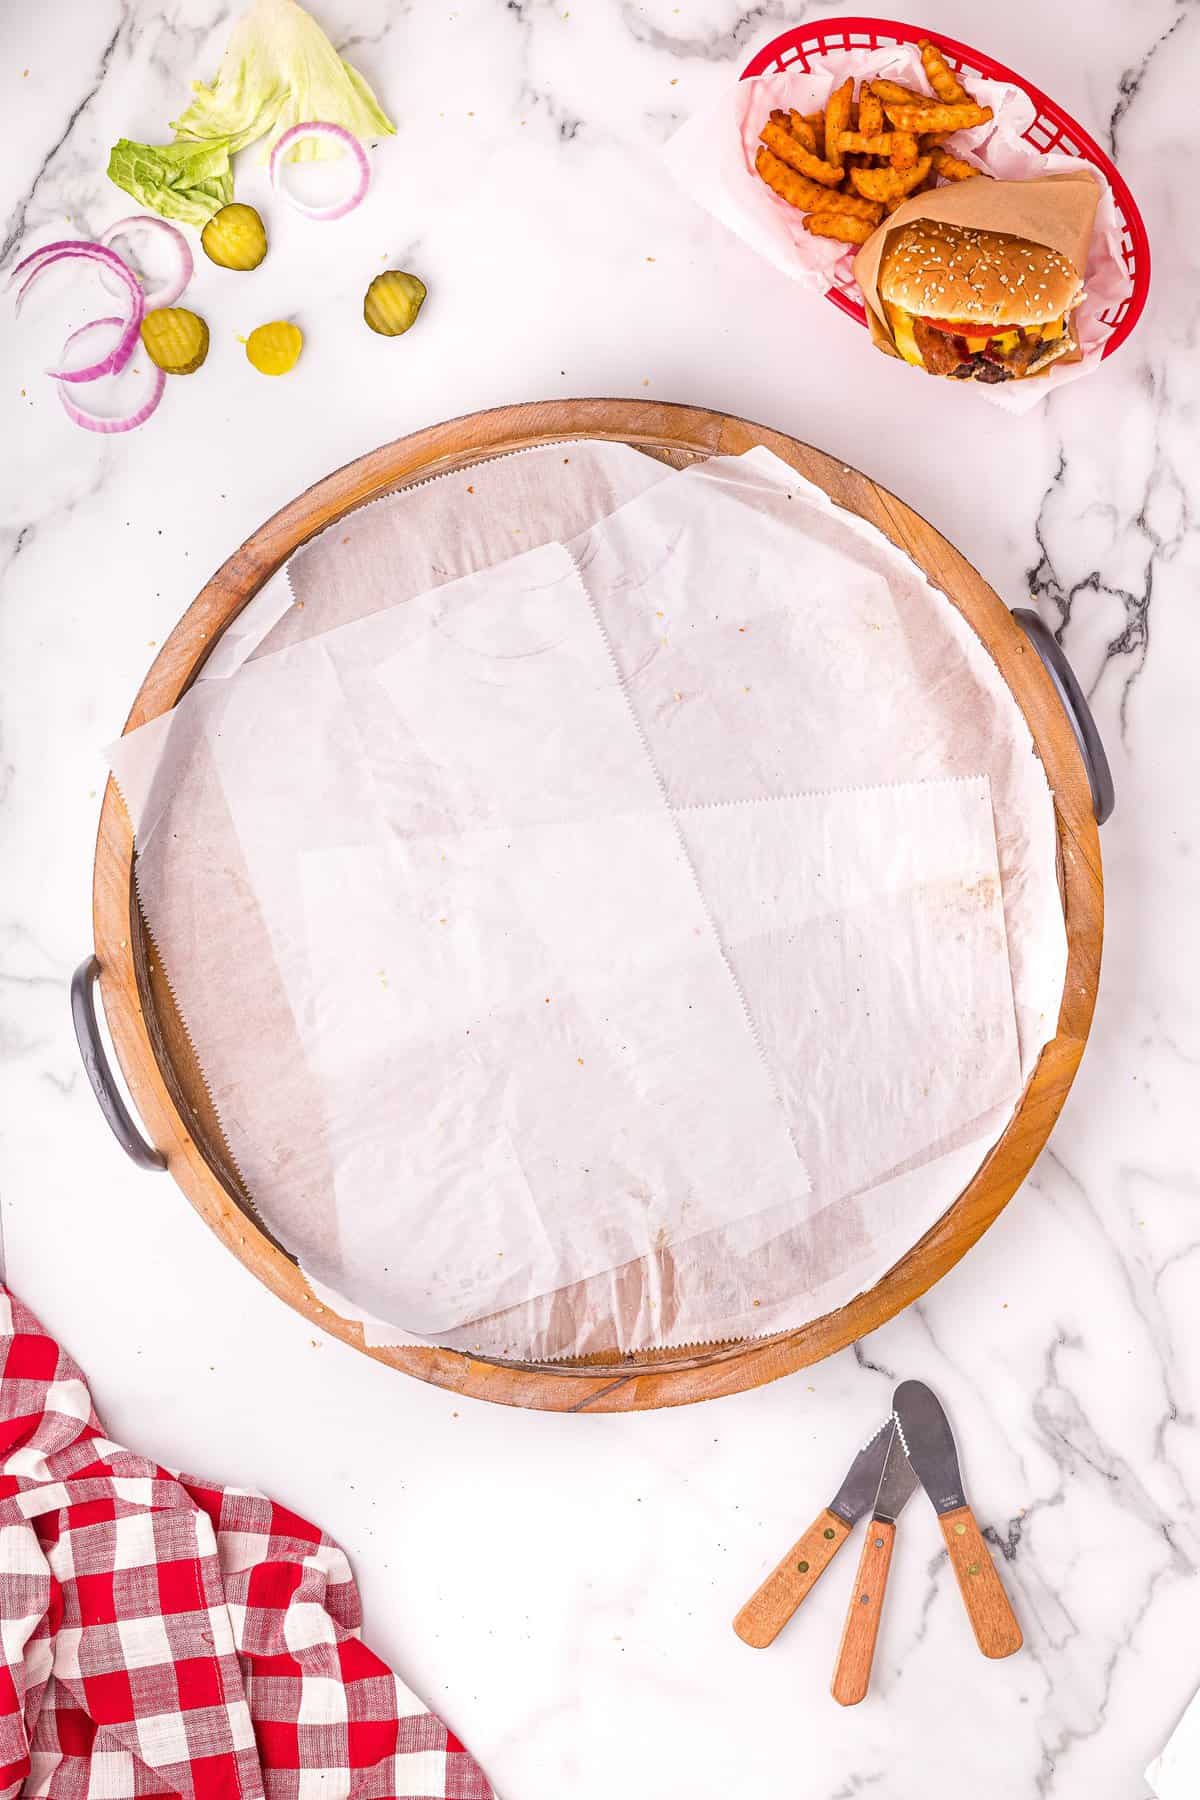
[853,171,1101,367]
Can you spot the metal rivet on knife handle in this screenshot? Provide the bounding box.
[831,1518,897,1706]
[938,1506,1023,1658]
[732,1510,851,1648]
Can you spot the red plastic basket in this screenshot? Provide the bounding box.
[741,17,1150,358]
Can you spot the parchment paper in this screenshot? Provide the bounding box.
[286,541,815,1331]
[197,440,674,682]
[107,443,1066,1357]
[663,41,1133,413]
[1147,1680,1200,1800]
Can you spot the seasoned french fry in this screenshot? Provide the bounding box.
[837,130,894,156]
[824,76,854,169]
[883,100,992,133]
[816,188,885,222]
[759,119,843,185]
[811,185,885,223]
[870,78,936,108]
[751,146,837,213]
[755,144,830,211]
[849,153,932,201]
[858,88,884,138]
[919,131,953,149]
[803,110,826,157]
[930,147,989,181]
[754,145,884,220]
[918,38,969,104]
[786,109,817,152]
[768,107,817,153]
[890,129,919,172]
[802,211,876,245]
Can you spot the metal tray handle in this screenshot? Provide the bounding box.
[71,956,166,1171]
[1012,609,1114,825]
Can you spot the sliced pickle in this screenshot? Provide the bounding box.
[364,270,426,337]
[140,307,210,374]
[245,319,303,376]
[201,203,268,271]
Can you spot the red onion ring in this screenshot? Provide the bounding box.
[270,120,371,221]
[55,317,164,433]
[5,238,102,286]
[99,215,193,309]
[11,241,144,382]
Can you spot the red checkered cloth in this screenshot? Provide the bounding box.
[0,1288,494,1800]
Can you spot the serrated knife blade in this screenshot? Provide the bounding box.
[870,1421,920,1525]
[827,1415,894,1525]
[892,1378,967,1513]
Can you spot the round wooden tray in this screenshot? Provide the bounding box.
[91,399,1103,1411]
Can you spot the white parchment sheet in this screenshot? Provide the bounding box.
[290,542,811,1332]
[108,442,1066,1356]
[1148,1681,1200,1800]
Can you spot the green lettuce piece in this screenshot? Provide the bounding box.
[107,0,394,224]
[171,0,395,161]
[106,138,234,227]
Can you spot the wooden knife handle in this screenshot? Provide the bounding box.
[831,1518,895,1706]
[733,1508,852,1647]
[939,1505,1023,1658]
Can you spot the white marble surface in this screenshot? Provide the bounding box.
[1,2,1198,1796]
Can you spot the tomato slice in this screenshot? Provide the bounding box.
[918,315,1023,338]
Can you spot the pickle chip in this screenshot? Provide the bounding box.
[140,307,210,375]
[245,320,303,376]
[201,203,268,271]
[364,270,426,336]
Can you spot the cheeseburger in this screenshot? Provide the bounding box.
[878,220,1083,383]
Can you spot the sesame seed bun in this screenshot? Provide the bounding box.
[879,219,1082,328]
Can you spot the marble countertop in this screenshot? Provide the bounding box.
[2,2,1197,1795]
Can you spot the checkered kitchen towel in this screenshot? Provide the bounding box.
[0,1287,493,1798]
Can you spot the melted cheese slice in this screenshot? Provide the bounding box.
[884,302,924,366]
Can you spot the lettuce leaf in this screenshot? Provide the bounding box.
[107,0,394,223]
[106,138,234,227]
[171,0,395,160]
